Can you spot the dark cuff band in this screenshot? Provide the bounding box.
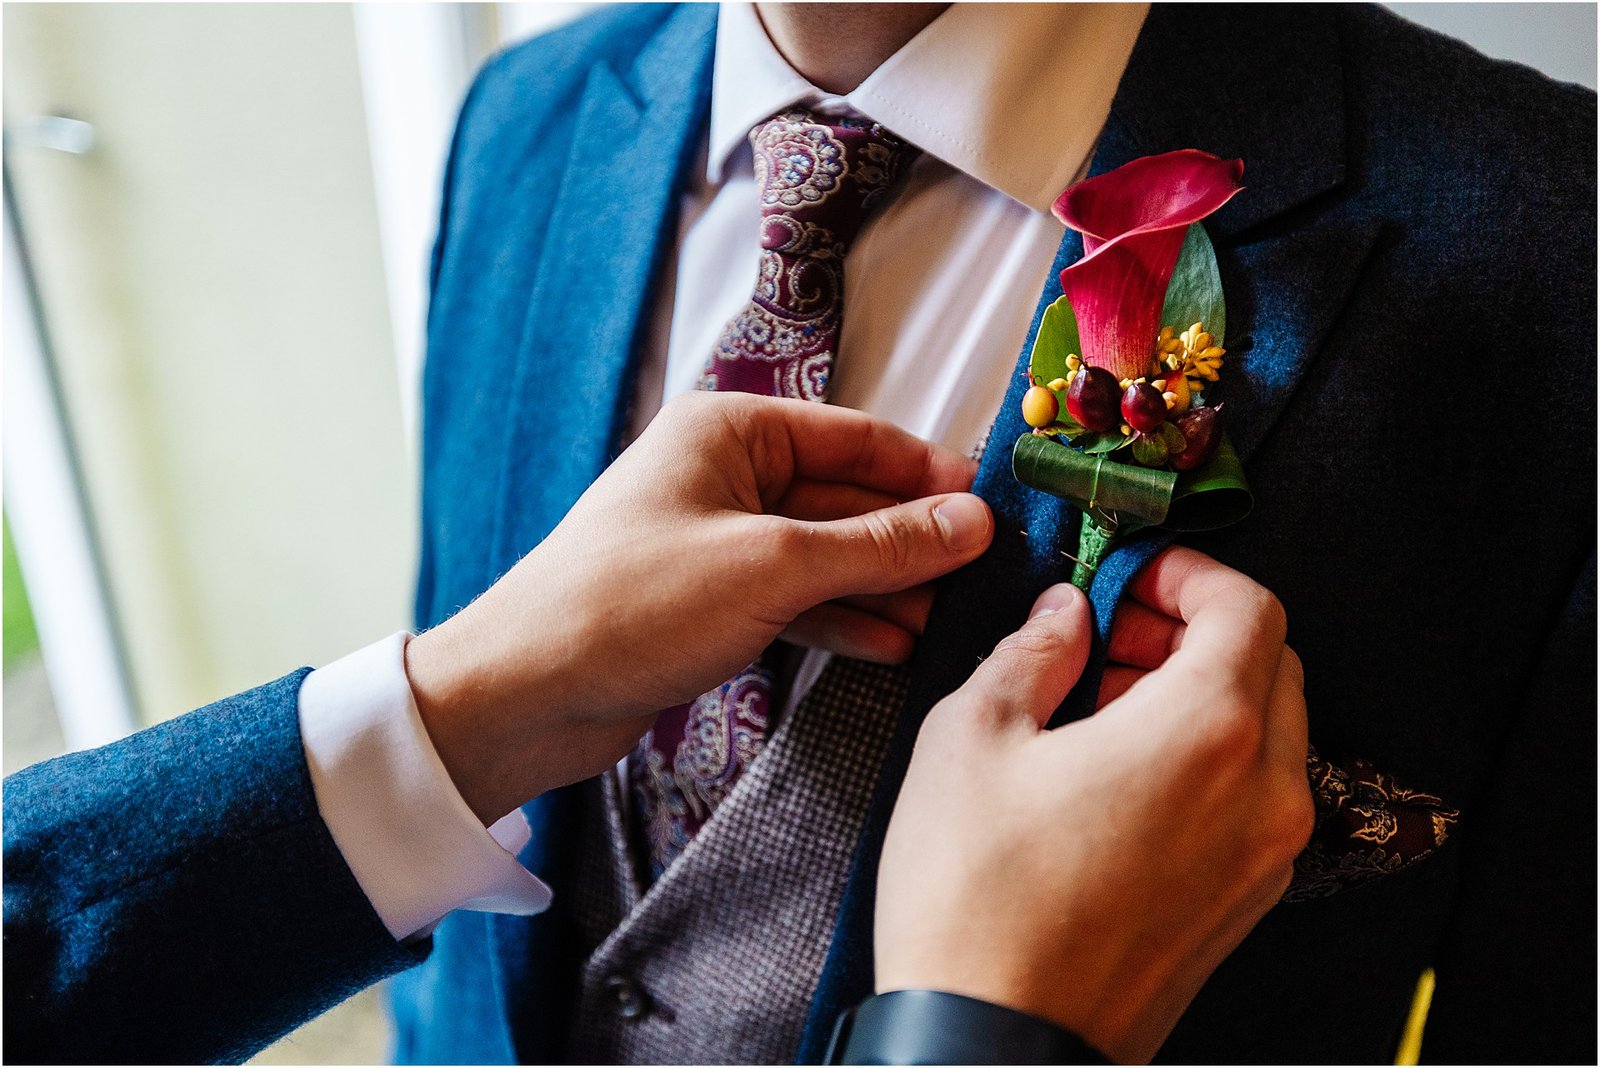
[825,989,1112,1065]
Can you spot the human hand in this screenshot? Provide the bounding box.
[874,547,1313,1064]
[405,392,993,823]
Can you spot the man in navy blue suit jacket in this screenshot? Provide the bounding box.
[386,4,1594,1063]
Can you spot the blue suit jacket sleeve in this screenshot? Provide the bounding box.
[2,669,428,1063]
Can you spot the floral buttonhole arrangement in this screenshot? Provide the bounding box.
[1013,150,1254,590]
[1013,151,1465,900]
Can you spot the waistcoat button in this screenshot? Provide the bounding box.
[602,974,650,1020]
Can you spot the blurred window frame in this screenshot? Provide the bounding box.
[3,172,137,748]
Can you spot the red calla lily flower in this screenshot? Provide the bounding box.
[1054,150,1244,382]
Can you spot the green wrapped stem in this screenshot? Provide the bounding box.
[1071,512,1117,592]
[1013,430,1255,592]
[1012,432,1254,532]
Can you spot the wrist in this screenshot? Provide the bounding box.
[404,620,551,824]
[404,605,652,824]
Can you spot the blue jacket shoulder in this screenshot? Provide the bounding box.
[453,5,686,162]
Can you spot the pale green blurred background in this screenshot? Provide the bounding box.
[2,4,586,1060]
[2,3,1593,1063]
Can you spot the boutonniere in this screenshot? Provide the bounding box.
[1012,150,1252,590]
[1013,152,1463,901]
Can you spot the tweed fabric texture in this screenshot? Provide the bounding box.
[566,655,911,1064]
[568,776,636,965]
[2,671,425,1063]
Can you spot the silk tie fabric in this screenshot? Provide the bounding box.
[629,109,920,878]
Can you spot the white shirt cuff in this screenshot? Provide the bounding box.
[297,632,552,941]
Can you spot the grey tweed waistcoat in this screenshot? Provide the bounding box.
[562,655,912,1064]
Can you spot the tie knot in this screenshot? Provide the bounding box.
[749,109,919,257]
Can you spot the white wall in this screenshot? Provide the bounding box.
[5,4,416,721]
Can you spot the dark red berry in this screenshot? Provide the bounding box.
[1066,367,1121,431]
[1121,381,1167,434]
[1170,403,1224,471]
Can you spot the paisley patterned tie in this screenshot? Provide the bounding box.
[629,109,920,878]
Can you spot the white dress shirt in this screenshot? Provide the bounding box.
[300,1,1148,942]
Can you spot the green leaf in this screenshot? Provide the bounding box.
[1029,296,1084,386]
[1013,434,1179,526]
[1159,421,1188,453]
[1082,431,1128,454]
[1013,432,1253,537]
[1160,224,1226,345]
[1165,434,1253,532]
[1131,433,1169,467]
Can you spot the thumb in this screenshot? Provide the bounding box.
[791,492,993,601]
[957,584,1094,729]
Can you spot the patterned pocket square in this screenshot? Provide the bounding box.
[1284,747,1460,903]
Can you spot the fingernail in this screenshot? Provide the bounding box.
[1029,583,1081,620]
[932,494,992,552]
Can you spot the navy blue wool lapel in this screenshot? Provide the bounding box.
[486,7,717,1061]
[488,9,717,576]
[799,8,1384,1060]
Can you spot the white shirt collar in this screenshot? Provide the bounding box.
[709,2,1149,213]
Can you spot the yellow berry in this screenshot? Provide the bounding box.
[1022,385,1059,428]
